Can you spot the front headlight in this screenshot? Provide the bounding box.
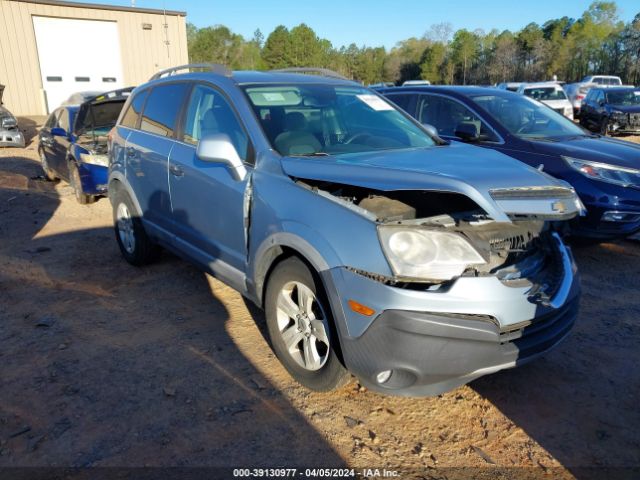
[1,116,17,128]
[378,226,486,281]
[79,152,109,167]
[563,157,640,188]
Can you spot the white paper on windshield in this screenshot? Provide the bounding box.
[263,92,285,102]
[357,94,394,111]
[634,91,640,96]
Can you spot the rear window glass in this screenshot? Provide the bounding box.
[121,89,148,129]
[523,87,567,101]
[140,83,190,137]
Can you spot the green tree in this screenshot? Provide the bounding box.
[262,25,292,69]
[451,29,479,84]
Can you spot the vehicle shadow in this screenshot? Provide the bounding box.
[0,155,347,470]
[471,240,640,479]
[16,116,45,146]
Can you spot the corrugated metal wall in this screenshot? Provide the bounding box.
[0,0,188,115]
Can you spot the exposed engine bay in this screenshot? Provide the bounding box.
[297,178,565,300]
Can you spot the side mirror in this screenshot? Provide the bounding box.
[454,122,480,142]
[196,133,247,181]
[50,127,67,137]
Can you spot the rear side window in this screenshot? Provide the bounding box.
[140,83,190,137]
[121,89,148,129]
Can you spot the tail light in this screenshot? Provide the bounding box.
[576,95,585,100]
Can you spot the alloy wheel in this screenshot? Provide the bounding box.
[276,281,330,371]
[116,202,135,254]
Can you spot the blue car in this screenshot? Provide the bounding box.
[108,66,582,396]
[38,88,132,204]
[379,86,640,240]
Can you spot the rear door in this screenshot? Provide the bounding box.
[124,82,190,233]
[168,83,252,282]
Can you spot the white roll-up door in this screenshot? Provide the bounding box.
[32,16,124,112]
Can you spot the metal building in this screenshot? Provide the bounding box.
[0,0,188,115]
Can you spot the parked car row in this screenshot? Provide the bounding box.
[18,65,639,397]
[379,85,640,240]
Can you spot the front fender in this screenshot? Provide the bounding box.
[249,225,339,305]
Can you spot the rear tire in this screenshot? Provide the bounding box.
[264,256,349,392]
[68,162,95,205]
[112,188,160,266]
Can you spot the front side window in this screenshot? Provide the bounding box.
[45,110,61,129]
[121,89,148,129]
[140,83,190,137]
[417,94,498,141]
[242,84,434,156]
[522,87,568,101]
[182,84,249,161]
[471,93,585,139]
[58,109,70,132]
[385,93,414,113]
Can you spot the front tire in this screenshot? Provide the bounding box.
[264,257,349,391]
[112,188,160,266]
[68,162,95,205]
[39,149,57,181]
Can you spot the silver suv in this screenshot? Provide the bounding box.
[108,65,582,396]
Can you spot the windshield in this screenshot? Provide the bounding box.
[606,90,640,106]
[522,87,567,101]
[471,93,585,139]
[243,84,435,156]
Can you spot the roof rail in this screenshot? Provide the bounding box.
[150,63,232,81]
[270,67,349,81]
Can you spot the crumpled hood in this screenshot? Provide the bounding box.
[281,143,581,223]
[531,135,640,170]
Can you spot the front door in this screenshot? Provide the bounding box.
[169,84,252,281]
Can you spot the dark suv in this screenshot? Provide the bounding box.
[580,87,640,135]
[108,65,581,396]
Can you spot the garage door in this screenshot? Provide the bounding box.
[32,16,124,112]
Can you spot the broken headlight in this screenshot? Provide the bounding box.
[563,157,640,188]
[378,226,486,281]
[79,153,109,167]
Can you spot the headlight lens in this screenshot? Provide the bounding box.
[79,152,109,167]
[563,156,640,188]
[1,116,17,128]
[378,226,486,281]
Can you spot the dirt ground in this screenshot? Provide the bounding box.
[0,124,639,479]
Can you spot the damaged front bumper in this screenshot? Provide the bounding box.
[322,234,580,396]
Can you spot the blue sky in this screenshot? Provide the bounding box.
[93,0,639,49]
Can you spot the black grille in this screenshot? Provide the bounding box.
[500,298,579,360]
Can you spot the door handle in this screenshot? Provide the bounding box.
[169,164,184,177]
